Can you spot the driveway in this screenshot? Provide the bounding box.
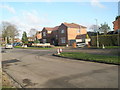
[2,48,118,88]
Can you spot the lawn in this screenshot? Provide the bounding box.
[104,46,120,49]
[14,46,53,49]
[90,46,120,49]
[60,52,119,64]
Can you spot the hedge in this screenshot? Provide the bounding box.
[91,34,120,46]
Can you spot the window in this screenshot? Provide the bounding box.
[77,30,80,33]
[43,39,46,43]
[56,35,58,38]
[61,29,65,33]
[43,32,46,36]
[61,37,66,43]
[48,31,52,33]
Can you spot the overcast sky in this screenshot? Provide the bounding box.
[0,0,119,38]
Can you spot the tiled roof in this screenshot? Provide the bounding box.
[44,26,59,31]
[44,27,54,31]
[63,22,87,28]
[28,37,35,39]
[53,26,59,31]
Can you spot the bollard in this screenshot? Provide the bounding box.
[66,44,68,47]
[59,48,62,53]
[57,48,60,54]
[102,44,105,49]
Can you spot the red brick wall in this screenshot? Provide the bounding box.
[58,24,68,45]
[51,30,58,45]
[58,24,87,46]
[113,18,120,31]
[42,28,48,43]
[36,33,42,39]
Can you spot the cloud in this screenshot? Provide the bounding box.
[2,10,52,38]
[0,4,16,14]
[22,10,51,26]
[90,0,105,8]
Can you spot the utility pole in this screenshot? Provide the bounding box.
[95,19,99,48]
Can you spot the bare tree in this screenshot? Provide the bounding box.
[1,21,19,43]
[89,24,100,32]
[99,22,110,35]
[29,28,37,37]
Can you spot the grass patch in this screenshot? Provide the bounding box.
[14,46,53,49]
[60,52,119,64]
[90,46,120,49]
[2,71,16,89]
[104,46,120,49]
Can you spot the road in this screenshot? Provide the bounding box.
[2,48,118,88]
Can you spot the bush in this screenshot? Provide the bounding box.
[91,34,120,46]
[91,36,97,46]
[112,34,120,46]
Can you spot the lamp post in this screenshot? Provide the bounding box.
[95,19,99,48]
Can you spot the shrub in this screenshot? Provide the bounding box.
[112,34,120,46]
[91,34,120,46]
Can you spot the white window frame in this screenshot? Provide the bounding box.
[56,35,58,38]
[48,31,52,33]
[61,37,66,43]
[43,39,46,43]
[61,29,65,33]
[43,32,46,36]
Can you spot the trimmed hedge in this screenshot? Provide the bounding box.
[91,34,120,46]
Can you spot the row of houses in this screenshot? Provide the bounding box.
[34,15,120,46]
[1,16,119,46]
[36,22,88,46]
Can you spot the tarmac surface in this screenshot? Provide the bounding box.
[2,48,118,88]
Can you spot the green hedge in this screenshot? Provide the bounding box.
[91,34,120,46]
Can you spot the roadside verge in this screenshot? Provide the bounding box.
[53,53,119,65]
[2,70,23,89]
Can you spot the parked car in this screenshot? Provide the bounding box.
[13,42,22,46]
[76,42,86,48]
[5,44,13,49]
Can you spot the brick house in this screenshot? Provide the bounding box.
[36,31,42,42]
[51,26,59,45]
[58,22,87,46]
[113,16,120,32]
[41,26,59,44]
[28,37,35,42]
[42,27,54,43]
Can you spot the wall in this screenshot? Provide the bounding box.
[58,24,68,46]
[113,18,120,31]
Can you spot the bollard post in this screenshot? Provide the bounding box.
[102,44,105,49]
[57,48,60,54]
[59,48,62,53]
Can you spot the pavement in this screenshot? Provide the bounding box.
[1,48,118,88]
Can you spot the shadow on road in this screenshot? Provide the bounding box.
[2,59,21,65]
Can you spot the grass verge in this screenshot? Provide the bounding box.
[14,46,53,49]
[60,52,119,64]
[90,46,120,49]
[2,71,17,89]
[104,46,120,49]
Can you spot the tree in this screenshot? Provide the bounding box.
[22,31,28,44]
[1,21,19,43]
[34,38,39,43]
[99,22,110,35]
[89,25,100,32]
[29,28,37,37]
[115,15,120,20]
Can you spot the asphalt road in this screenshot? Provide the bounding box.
[2,48,118,88]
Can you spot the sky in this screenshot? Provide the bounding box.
[0,0,119,38]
